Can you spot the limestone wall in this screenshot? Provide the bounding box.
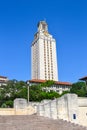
[63,94,78,123]
[78,97,87,107]
[0,108,15,115]
[0,95,87,127]
[37,94,79,124]
[78,97,87,126]
[78,107,87,127]
[37,94,87,127]
[0,106,36,115]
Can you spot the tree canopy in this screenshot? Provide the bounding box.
[0,80,59,107]
[70,81,87,97]
[0,79,86,108]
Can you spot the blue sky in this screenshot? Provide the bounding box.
[0,0,87,83]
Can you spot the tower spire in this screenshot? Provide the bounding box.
[37,21,48,32]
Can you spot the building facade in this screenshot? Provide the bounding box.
[29,79,72,94]
[0,76,8,86]
[31,21,58,81]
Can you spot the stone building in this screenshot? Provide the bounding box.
[29,79,72,94]
[0,75,8,86]
[31,21,58,81]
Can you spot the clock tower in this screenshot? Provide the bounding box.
[31,21,58,81]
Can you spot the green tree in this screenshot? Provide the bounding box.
[40,80,55,87]
[0,79,70,107]
[70,82,86,97]
[0,80,27,107]
[60,91,70,96]
[29,81,60,101]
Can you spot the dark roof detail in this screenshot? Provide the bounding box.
[0,76,7,79]
[79,76,87,81]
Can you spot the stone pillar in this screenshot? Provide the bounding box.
[44,102,51,118]
[56,96,68,120]
[56,94,78,123]
[37,104,45,116]
[50,99,57,119]
[65,94,78,123]
[14,98,27,109]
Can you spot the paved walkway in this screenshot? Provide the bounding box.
[0,115,86,130]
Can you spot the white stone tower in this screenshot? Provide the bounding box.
[31,21,58,81]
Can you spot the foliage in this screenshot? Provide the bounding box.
[40,80,55,87]
[0,80,60,107]
[1,80,87,108]
[5,100,13,108]
[70,82,87,97]
[0,80,27,107]
[29,84,60,101]
[1,103,7,108]
[60,91,70,96]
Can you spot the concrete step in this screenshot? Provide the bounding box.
[0,115,86,130]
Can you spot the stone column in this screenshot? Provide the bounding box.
[56,96,68,120]
[66,94,78,123]
[37,104,45,116]
[44,102,51,118]
[50,99,57,119]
